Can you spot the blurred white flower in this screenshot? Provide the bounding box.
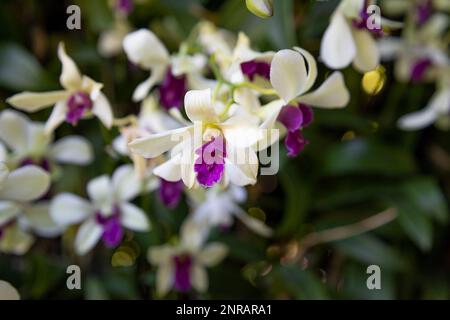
[0,110,93,170]
[0,163,54,255]
[123,28,207,104]
[0,280,20,300]
[245,0,274,19]
[148,226,228,297]
[7,43,113,134]
[50,164,150,255]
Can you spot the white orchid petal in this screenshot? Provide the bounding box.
[233,204,273,237]
[112,165,141,201]
[0,110,30,152]
[120,202,150,231]
[270,49,308,103]
[20,202,63,238]
[45,101,67,134]
[224,148,258,186]
[198,242,228,266]
[298,72,350,108]
[92,92,113,129]
[58,42,82,90]
[320,12,356,69]
[0,224,34,255]
[0,281,20,300]
[75,219,103,255]
[0,201,20,226]
[190,264,208,292]
[0,166,50,202]
[128,126,192,158]
[184,89,218,123]
[156,262,174,297]
[352,29,380,73]
[50,193,93,226]
[50,135,93,165]
[123,29,170,70]
[153,154,182,182]
[293,47,318,94]
[132,66,166,102]
[87,175,113,205]
[7,91,68,112]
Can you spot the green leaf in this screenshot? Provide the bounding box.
[322,138,416,176]
[0,43,52,91]
[268,0,295,49]
[334,234,407,271]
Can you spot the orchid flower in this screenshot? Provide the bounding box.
[0,110,93,171]
[50,164,150,255]
[7,43,113,134]
[0,280,20,300]
[320,0,401,72]
[148,229,228,296]
[129,88,263,189]
[260,48,350,157]
[0,162,54,255]
[245,0,274,19]
[186,185,272,237]
[123,29,207,107]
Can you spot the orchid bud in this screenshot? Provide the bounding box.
[245,0,274,19]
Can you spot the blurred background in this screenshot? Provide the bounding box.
[0,0,449,299]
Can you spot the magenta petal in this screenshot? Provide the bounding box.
[66,92,92,125]
[410,58,432,83]
[194,137,227,187]
[415,0,433,26]
[240,60,271,81]
[159,68,187,110]
[173,255,193,292]
[96,209,123,248]
[285,130,308,157]
[159,179,183,208]
[299,104,314,127]
[278,105,303,132]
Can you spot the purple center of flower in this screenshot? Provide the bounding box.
[415,0,433,26]
[159,68,187,110]
[159,179,183,208]
[116,0,133,14]
[66,92,93,126]
[240,60,271,81]
[194,136,226,187]
[95,206,123,247]
[410,57,432,82]
[0,227,4,240]
[19,157,51,172]
[173,254,193,292]
[277,104,313,157]
[352,1,383,37]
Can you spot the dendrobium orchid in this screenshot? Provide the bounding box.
[0,110,93,172]
[123,29,207,107]
[320,0,401,72]
[0,162,54,255]
[50,165,150,255]
[148,228,228,296]
[0,280,20,300]
[129,88,262,189]
[261,48,350,156]
[7,43,113,134]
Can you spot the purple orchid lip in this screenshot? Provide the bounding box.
[116,0,133,15]
[410,57,432,83]
[19,157,51,172]
[194,136,227,187]
[352,0,384,37]
[240,60,271,81]
[159,179,183,208]
[159,68,187,110]
[173,254,193,292]
[66,92,93,125]
[96,206,123,248]
[415,0,433,26]
[277,104,313,157]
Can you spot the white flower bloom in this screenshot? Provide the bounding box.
[123,28,207,103]
[50,164,150,255]
[186,185,272,237]
[148,227,228,297]
[0,110,93,168]
[98,18,131,57]
[7,43,113,134]
[129,88,263,189]
[0,280,20,300]
[0,163,53,255]
[320,0,401,72]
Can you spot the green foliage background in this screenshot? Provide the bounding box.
[0,0,449,299]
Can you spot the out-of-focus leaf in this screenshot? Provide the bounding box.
[85,277,109,300]
[322,138,416,176]
[271,265,329,299]
[0,43,53,91]
[334,234,407,271]
[268,0,295,49]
